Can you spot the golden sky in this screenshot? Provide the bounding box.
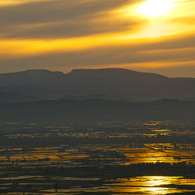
[0,0,195,76]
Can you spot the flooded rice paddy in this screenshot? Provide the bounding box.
[1,176,195,194]
[0,121,195,194]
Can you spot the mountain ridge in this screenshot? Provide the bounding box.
[0,68,195,101]
[1,68,195,79]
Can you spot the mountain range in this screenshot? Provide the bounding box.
[0,68,195,102]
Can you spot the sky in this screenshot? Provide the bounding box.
[0,0,195,77]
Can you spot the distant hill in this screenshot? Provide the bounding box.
[60,94,130,101]
[0,99,195,122]
[0,68,195,101]
[0,92,41,103]
[0,69,65,99]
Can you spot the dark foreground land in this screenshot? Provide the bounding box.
[1,99,195,122]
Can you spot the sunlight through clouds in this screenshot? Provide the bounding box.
[136,0,177,18]
[0,0,195,76]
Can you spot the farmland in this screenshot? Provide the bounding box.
[0,121,195,194]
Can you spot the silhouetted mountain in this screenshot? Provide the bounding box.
[0,69,65,99]
[60,94,130,101]
[0,68,195,101]
[0,99,195,122]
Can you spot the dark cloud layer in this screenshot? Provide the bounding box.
[0,0,140,38]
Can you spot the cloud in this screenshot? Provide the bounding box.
[0,33,195,76]
[0,0,141,39]
[0,0,195,77]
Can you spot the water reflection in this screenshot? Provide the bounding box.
[107,176,195,195]
[2,176,195,195]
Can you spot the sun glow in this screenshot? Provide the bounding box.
[137,0,176,18]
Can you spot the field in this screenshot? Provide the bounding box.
[0,121,195,194]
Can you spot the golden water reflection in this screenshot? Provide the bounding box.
[107,176,195,195]
[2,176,195,195]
